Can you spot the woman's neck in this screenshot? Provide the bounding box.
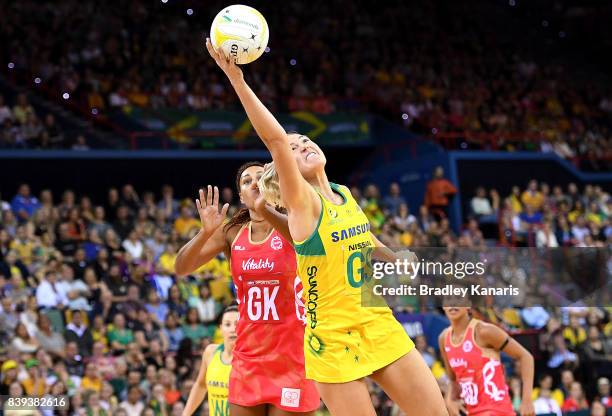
[451,314,471,337]
[249,216,272,234]
[308,173,338,203]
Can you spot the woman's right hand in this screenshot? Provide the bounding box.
[196,185,230,235]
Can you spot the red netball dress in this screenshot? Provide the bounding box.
[228,223,319,411]
[444,319,515,416]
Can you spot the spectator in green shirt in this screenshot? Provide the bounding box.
[181,308,212,349]
[107,313,133,353]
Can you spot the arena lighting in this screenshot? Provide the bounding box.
[34,77,41,84]
[432,128,438,135]
[7,62,14,69]
[265,46,270,53]
[91,108,98,115]
[62,92,70,100]
[401,113,409,120]
[289,59,297,66]
[509,0,516,6]
[161,0,168,3]
[186,8,193,15]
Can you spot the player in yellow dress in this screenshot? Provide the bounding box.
[183,306,238,416]
[206,40,447,415]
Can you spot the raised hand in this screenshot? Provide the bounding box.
[205,37,244,84]
[196,185,230,235]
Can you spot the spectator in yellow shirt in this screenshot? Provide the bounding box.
[158,243,178,275]
[81,362,103,392]
[509,186,523,213]
[174,204,200,238]
[21,359,47,397]
[532,373,564,408]
[563,315,587,349]
[521,180,544,212]
[585,202,603,226]
[12,94,36,125]
[9,225,34,265]
[568,201,584,224]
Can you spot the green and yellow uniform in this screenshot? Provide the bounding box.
[294,183,414,382]
[206,345,230,416]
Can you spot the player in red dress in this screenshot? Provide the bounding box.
[175,162,319,416]
[439,305,535,416]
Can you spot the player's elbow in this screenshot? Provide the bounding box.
[519,348,534,364]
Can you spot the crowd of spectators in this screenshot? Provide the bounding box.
[468,178,612,248]
[0,179,610,415]
[0,0,611,161]
[0,93,89,149]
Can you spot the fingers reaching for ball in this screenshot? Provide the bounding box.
[205,37,244,82]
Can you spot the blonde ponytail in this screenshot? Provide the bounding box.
[258,162,284,209]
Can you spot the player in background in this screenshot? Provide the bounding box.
[439,304,535,416]
[205,40,446,416]
[183,305,238,416]
[175,163,319,416]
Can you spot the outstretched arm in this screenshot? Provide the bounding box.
[205,39,318,217]
[175,186,229,276]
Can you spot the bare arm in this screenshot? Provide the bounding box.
[254,195,292,242]
[175,187,229,277]
[182,344,216,416]
[370,233,397,262]
[477,322,535,416]
[175,227,226,276]
[371,232,418,273]
[205,40,318,227]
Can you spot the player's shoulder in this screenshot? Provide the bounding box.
[438,327,450,345]
[474,320,507,346]
[225,221,247,245]
[204,343,220,362]
[474,319,499,335]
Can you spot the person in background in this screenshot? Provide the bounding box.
[11,184,41,221]
[561,381,589,412]
[532,374,564,409]
[533,386,562,416]
[424,166,457,220]
[383,182,407,216]
[182,306,238,416]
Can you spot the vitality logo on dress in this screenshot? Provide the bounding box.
[242,257,275,272]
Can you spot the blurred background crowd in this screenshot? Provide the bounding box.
[0,0,611,170]
[0,0,610,414]
[0,179,610,415]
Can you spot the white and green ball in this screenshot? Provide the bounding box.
[210,4,269,64]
